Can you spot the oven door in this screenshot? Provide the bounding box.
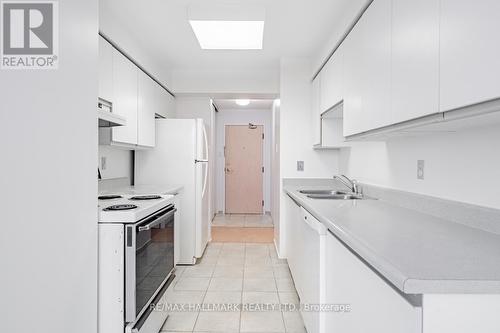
[125,204,176,323]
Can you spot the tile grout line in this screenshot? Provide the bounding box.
[239,242,247,333]
[272,246,288,333]
[190,244,220,332]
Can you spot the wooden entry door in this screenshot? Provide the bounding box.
[225,125,264,214]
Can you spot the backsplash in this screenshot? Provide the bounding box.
[98,145,133,183]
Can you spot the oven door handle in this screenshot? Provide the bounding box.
[138,208,177,231]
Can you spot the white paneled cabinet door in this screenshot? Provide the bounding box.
[112,50,138,145]
[440,0,500,112]
[98,37,113,102]
[343,0,391,136]
[137,72,156,147]
[342,20,364,137]
[391,0,439,123]
[311,74,321,146]
[360,0,392,131]
[320,46,343,113]
[324,232,422,333]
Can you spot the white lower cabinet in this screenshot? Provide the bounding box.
[324,231,422,333]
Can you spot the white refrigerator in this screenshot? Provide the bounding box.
[135,118,209,264]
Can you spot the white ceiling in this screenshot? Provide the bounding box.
[214,99,274,111]
[100,0,357,71]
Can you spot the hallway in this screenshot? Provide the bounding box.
[160,242,305,333]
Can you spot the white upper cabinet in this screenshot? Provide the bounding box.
[320,46,343,113]
[440,0,500,112]
[343,0,391,136]
[98,37,113,102]
[311,74,321,145]
[342,21,363,136]
[361,0,392,131]
[137,72,156,148]
[391,0,439,123]
[111,50,138,145]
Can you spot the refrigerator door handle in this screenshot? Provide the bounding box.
[202,123,209,160]
[201,160,208,198]
[195,159,208,163]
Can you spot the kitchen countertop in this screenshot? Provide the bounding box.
[284,184,500,294]
[99,184,183,196]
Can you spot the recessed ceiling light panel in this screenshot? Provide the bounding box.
[189,20,264,50]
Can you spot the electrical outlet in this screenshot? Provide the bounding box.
[297,161,304,172]
[417,160,424,180]
[101,156,107,171]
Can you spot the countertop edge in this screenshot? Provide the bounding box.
[284,186,500,295]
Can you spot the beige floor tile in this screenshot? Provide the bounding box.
[240,311,285,332]
[272,266,292,279]
[217,255,245,266]
[245,255,273,267]
[174,277,211,291]
[243,278,277,292]
[276,278,296,292]
[160,310,199,332]
[244,265,274,278]
[278,292,300,305]
[242,291,280,305]
[213,265,244,278]
[282,311,307,333]
[194,311,241,332]
[203,291,242,305]
[163,290,205,306]
[182,265,215,278]
[208,277,243,292]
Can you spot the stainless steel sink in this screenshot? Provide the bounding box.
[299,189,348,195]
[306,193,372,200]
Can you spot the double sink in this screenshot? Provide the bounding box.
[299,189,374,200]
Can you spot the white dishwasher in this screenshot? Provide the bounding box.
[298,206,326,333]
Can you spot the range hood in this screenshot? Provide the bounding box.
[98,99,126,127]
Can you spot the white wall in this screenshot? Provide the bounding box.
[215,109,273,213]
[279,58,340,179]
[278,58,340,256]
[271,101,281,249]
[98,146,133,181]
[99,0,173,88]
[340,124,500,209]
[172,68,280,96]
[0,1,98,332]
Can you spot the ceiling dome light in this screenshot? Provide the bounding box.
[236,99,250,106]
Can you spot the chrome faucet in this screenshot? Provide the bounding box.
[334,175,360,194]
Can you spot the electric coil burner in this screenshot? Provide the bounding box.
[103,204,138,211]
[98,195,123,200]
[129,195,162,200]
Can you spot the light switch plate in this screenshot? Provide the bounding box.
[297,161,304,172]
[417,160,424,180]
